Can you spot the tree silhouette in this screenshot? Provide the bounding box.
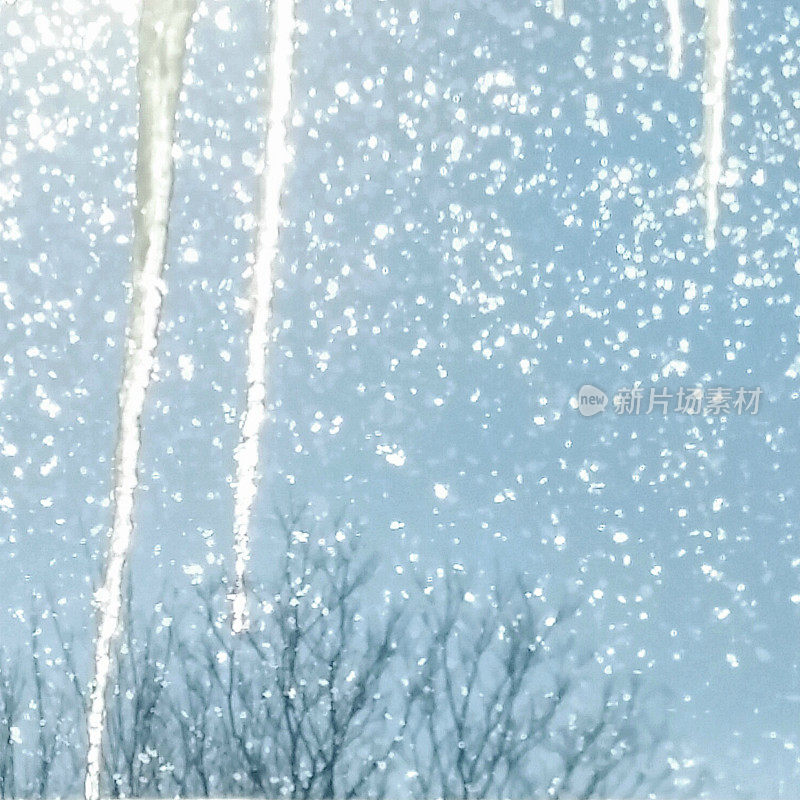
[0,516,703,798]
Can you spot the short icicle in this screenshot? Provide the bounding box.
[700,0,732,250]
[665,0,683,78]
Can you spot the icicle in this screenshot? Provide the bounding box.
[230,0,296,634]
[665,0,683,78]
[552,0,565,20]
[700,0,731,250]
[84,2,194,799]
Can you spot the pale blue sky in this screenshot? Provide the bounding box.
[1,0,799,794]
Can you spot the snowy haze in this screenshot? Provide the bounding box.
[1,0,800,796]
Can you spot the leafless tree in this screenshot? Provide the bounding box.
[404,572,692,800]
[163,513,412,798]
[0,516,705,799]
[102,587,177,797]
[0,648,23,800]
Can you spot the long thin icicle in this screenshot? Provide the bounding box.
[665,0,683,78]
[700,0,731,250]
[552,0,565,20]
[231,0,296,634]
[84,1,194,798]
